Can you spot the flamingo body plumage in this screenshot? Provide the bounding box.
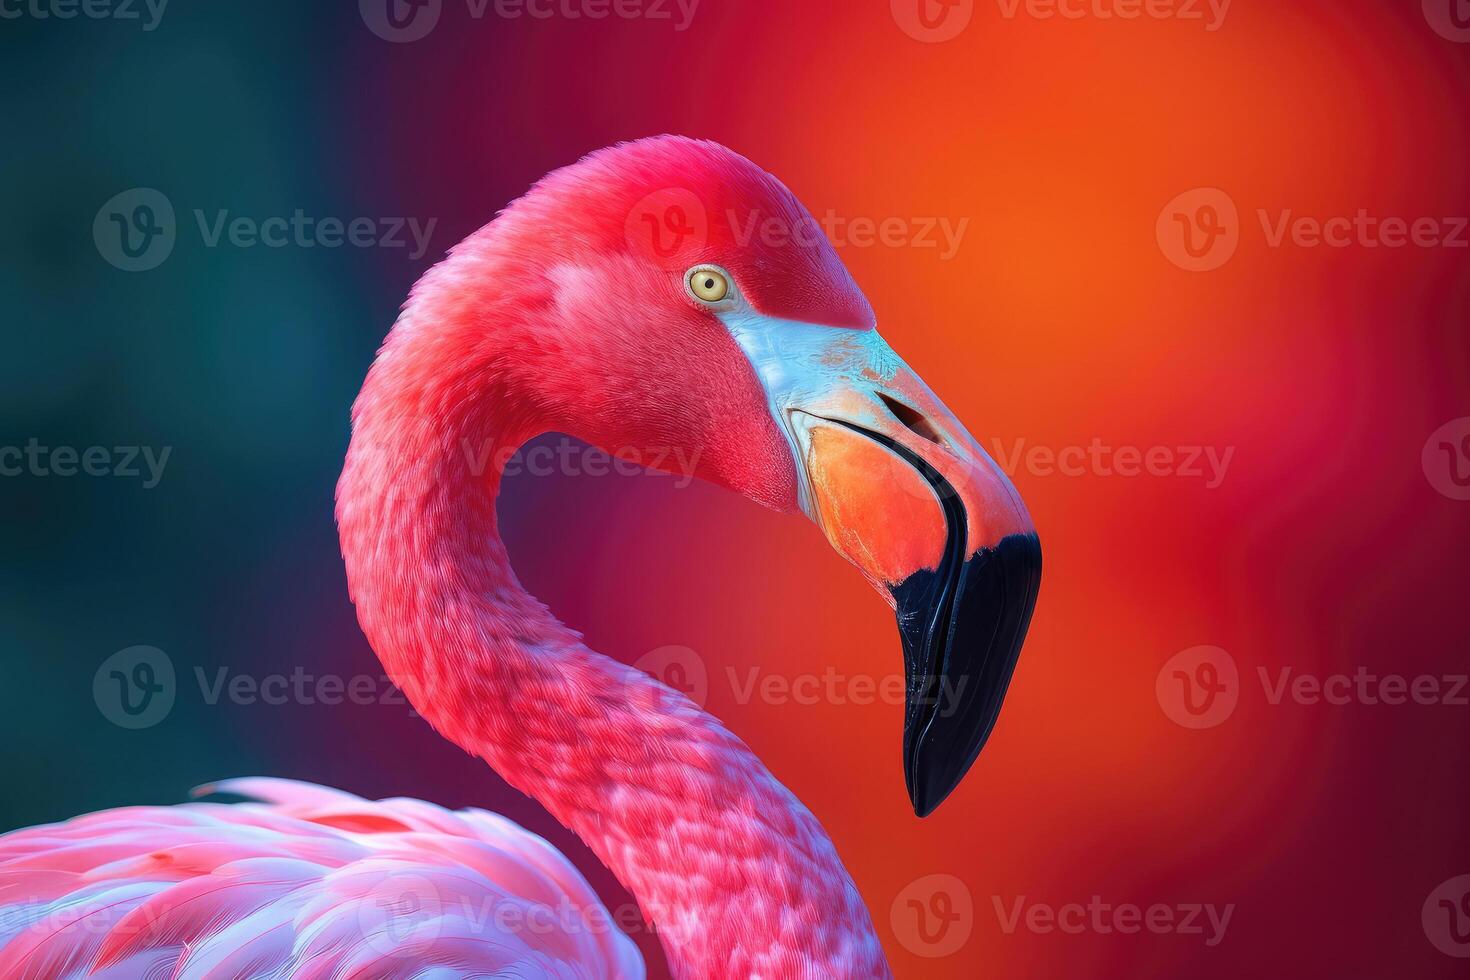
[0,779,642,979]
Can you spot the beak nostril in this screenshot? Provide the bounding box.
[878,393,944,446]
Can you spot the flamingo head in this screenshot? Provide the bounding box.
[493,136,1041,817]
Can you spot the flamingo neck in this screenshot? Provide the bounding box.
[335,254,890,979]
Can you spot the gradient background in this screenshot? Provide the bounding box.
[2,1,1468,977]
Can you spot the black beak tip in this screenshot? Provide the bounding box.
[905,745,972,819]
[897,531,1042,818]
[910,788,941,819]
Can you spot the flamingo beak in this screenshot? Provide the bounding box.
[724,315,1042,817]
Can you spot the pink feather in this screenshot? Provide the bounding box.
[0,780,642,978]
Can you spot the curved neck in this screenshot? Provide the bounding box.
[336,248,890,979]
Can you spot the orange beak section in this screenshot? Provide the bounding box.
[725,315,1041,816]
[803,420,949,593]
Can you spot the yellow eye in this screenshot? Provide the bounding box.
[688,268,730,303]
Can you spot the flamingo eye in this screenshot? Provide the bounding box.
[688,267,730,304]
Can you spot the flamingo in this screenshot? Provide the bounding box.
[0,137,1041,979]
